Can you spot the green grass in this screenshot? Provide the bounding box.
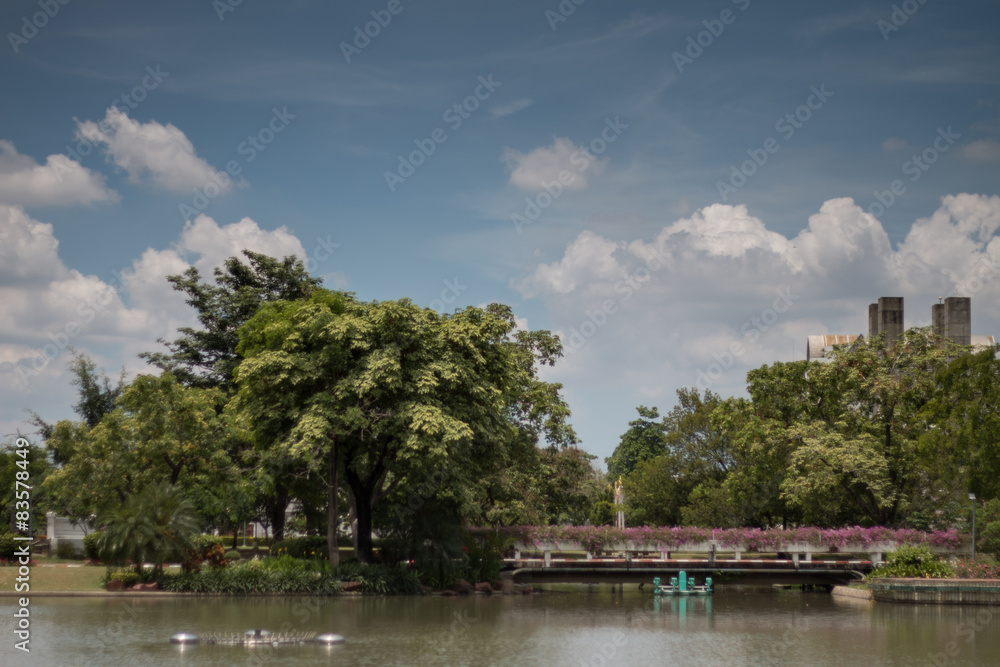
[0,565,107,592]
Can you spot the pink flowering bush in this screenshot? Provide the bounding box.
[478,525,966,553]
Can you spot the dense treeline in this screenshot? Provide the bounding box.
[605,329,1000,538]
[8,249,1000,568]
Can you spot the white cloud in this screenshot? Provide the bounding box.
[502,137,606,192]
[0,208,316,437]
[957,139,1000,163]
[517,194,1000,404]
[76,107,232,194]
[490,98,535,118]
[0,140,118,207]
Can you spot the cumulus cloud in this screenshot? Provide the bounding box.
[0,207,313,429]
[958,139,1000,163]
[76,107,232,194]
[517,194,1000,402]
[502,137,606,192]
[0,140,118,207]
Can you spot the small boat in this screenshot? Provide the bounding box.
[653,572,712,596]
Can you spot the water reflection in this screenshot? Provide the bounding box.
[3,586,999,666]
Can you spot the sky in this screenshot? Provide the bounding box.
[1,0,999,466]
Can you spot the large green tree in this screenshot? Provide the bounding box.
[232,291,576,563]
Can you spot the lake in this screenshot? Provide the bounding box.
[5,585,1000,666]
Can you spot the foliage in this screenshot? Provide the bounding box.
[225,550,242,562]
[43,373,238,523]
[605,406,667,479]
[56,542,83,560]
[141,250,322,390]
[83,532,102,560]
[333,562,422,595]
[271,536,329,559]
[980,521,1000,560]
[159,557,341,595]
[0,440,51,532]
[105,571,140,588]
[462,530,509,584]
[232,291,577,565]
[0,533,15,559]
[867,546,955,579]
[492,525,965,553]
[97,483,200,573]
[191,534,226,555]
[952,555,1000,579]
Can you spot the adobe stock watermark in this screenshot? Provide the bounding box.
[927,605,998,666]
[7,0,73,54]
[694,286,799,390]
[563,246,669,354]
[877,0,930,41]
[58,65,170,180]
[179,106,296,220]
[545,0,589,31]
[16,266,131,386]
[511,116,629,234]
[717,84,833,202]
[429,278,467,312]
[213,0,245,22]
[672,0,751,73]
[383,74,502,192]
[575,632,628,667]
[340,0,415,63]
[842,126,959,246]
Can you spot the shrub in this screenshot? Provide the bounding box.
[84,532,103,560]
[462,531,508,584]
[952,555,1000,579]
[56,541,83,560]
[225,550,241,562]
[158,558,341,595]
[0,533,15,559]
[867,546,955,579]
[270,536,328,559]
[191,534,226,556]
[334,562,421,595]
[979,521,1000,560]
[106,571,140,588]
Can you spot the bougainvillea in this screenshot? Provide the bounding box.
[475,526,966,553]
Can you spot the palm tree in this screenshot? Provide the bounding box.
[97,483,200,574]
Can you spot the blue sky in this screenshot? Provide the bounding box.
[2,0,999,464]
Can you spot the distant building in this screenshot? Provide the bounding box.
[806,296,995,361]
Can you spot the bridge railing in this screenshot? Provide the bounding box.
[510,539,971,568]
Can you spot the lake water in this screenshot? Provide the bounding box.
[4,585,1000,666]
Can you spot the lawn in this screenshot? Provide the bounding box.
[0,564,107,592]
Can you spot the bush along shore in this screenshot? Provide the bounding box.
[97,534,528,596]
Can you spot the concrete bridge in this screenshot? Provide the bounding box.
[504,537,970,587]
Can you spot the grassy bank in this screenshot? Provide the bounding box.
[0,565,107,592]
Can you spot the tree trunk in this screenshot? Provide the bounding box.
[346,470,376,563]
[268,485,289,541]
[327,441,340,568]
[353,490,375,563]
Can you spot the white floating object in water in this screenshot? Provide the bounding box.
[316,633,346,645]
[170,633,199,645]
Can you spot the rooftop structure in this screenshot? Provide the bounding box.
[806,296,994,360]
